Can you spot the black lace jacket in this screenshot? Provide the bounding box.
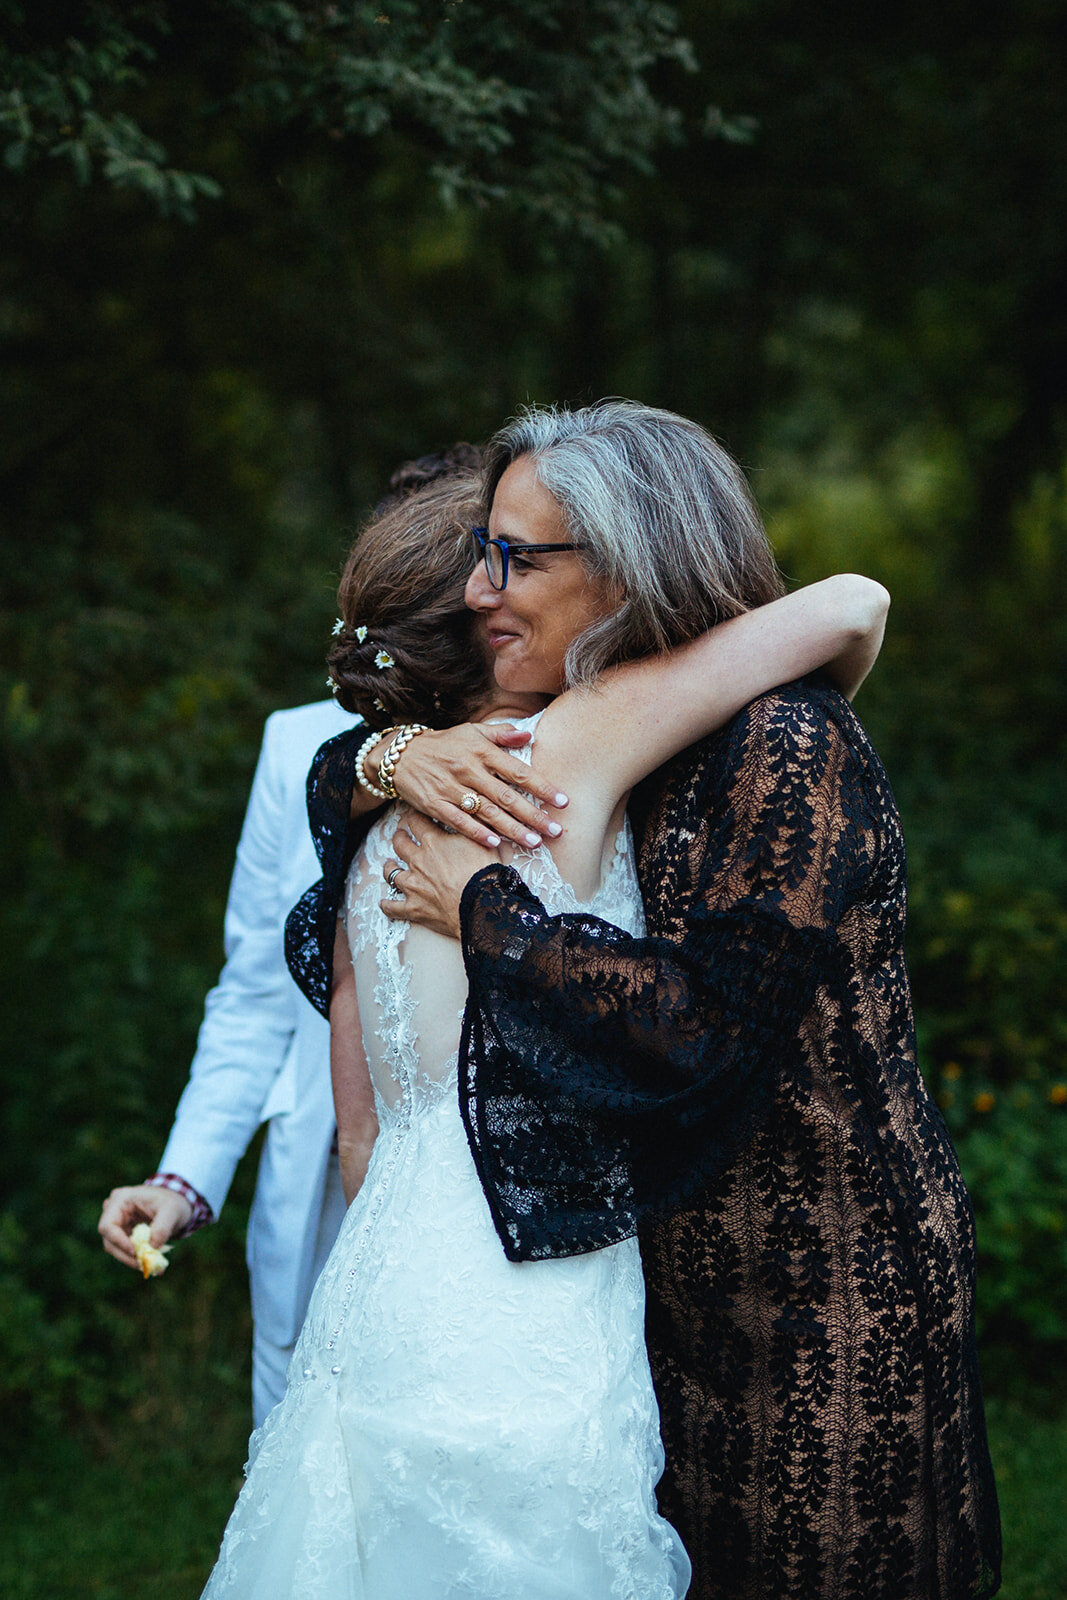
[285,724,378,1018]
[456,680,1000,1600]
[285,680,1001,1600]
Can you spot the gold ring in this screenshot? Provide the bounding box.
[460,791,482,816]
[386,866,403,893]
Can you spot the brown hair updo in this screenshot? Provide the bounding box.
[328,470,490,731]
[377,442,485,511]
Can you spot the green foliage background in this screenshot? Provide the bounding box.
[1,1,1066,1592]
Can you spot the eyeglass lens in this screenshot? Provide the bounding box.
[485,541,505,588]
[472,530,507,589]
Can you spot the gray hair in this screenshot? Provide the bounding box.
[482,399,784,688]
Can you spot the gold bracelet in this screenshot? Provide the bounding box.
[378,723,429,800]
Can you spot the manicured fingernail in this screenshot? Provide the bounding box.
[524,831,540,847]
[554,793,568,807]
[486,833,501,847]
[547,821,562,836]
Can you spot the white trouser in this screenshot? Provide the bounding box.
[250,1151,348,1427]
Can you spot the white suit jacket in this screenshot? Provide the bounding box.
[159,698,359,1347]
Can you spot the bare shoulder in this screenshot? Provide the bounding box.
[526,698,629,896]
[528,688,626,809]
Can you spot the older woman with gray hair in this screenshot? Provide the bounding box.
[198,398,917,1597]
[379,400,1001,1600]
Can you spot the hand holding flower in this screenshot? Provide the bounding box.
[98,1184,191,1271]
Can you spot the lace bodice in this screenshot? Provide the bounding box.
[343,712,643,1128]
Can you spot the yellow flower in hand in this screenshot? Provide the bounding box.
[130,1222,171,1279]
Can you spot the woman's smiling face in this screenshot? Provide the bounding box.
[464,454,618,697]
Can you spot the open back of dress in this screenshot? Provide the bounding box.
[347,825,470,1116]
[345,712,637,1127]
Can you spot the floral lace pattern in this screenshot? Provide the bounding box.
[203,715,689,1600]
[458,681,1001,1600]
[344,819,461,1119]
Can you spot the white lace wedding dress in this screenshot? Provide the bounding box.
[201,715,690,1600]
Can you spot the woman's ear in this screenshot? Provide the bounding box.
[589,569,625,612]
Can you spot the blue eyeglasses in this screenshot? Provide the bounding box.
[470,528,584,591]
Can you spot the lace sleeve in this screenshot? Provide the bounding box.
[284,726,379,1017]
[458,688,875,1261]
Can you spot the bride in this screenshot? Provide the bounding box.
[201,423,888,1599]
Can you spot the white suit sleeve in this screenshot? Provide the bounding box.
[157,713,300,1220]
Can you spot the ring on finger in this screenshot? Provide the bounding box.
[459,791,483,816]
[386,866,404,894]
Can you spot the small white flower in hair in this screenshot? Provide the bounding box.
[331,617,345,636]
[374,649,394,671]
[374,697,384,711]
[355,625,368,643]
[327,677,337,692]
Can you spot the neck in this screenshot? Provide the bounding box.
[471,689,551,723]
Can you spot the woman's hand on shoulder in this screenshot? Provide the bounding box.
[386,723,569,847]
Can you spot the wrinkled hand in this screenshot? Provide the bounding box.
[381,820,500,941]
[362,722,568,848]
[98,1184,192,1271]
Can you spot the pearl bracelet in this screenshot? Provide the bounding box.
[354,728,395,800]
[378,723,430,800]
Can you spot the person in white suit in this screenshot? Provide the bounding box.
[100,695,357,1424]
[97,442,560,1425]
